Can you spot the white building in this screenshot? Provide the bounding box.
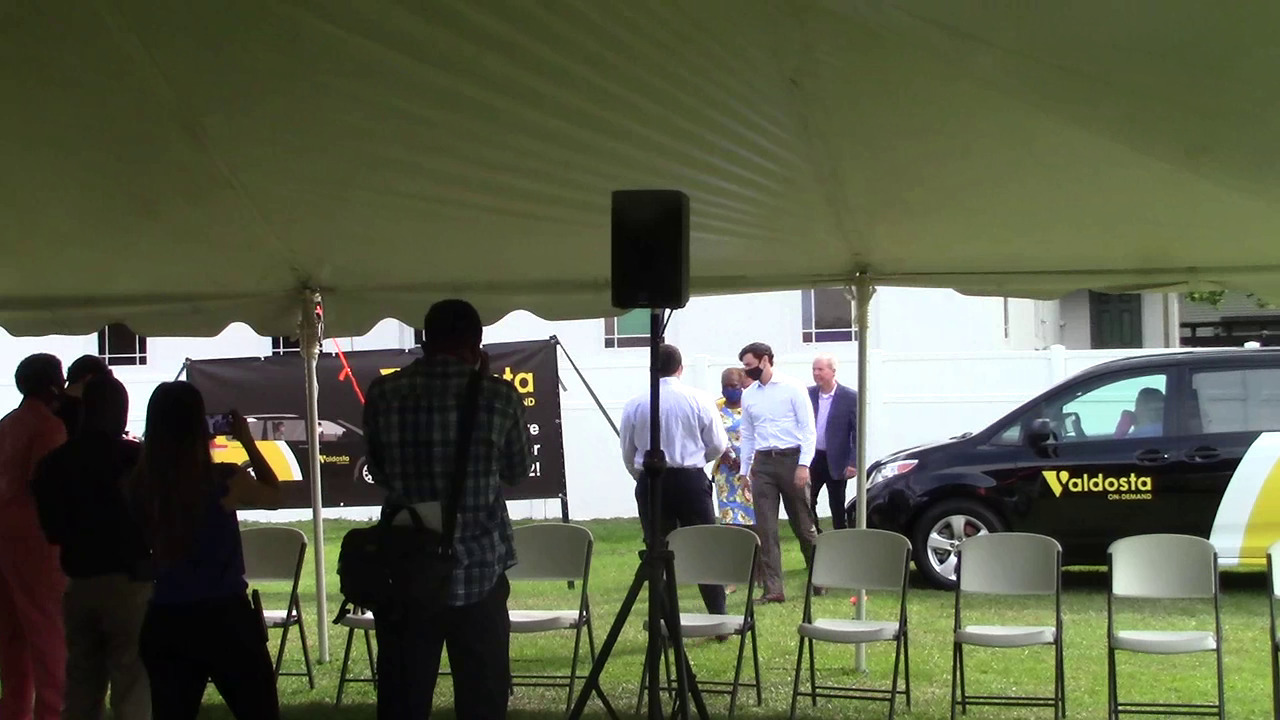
[0,288,1188,520]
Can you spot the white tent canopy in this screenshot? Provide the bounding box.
[5,1,1280,338]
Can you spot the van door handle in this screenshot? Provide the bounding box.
[1186,446,1222,463]
[1134,449,1170,465]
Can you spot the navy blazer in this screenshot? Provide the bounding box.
[809,383,858,480]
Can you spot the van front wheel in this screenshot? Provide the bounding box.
[911,499,1004,590]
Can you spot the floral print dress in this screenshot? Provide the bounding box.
[712,397,755,526]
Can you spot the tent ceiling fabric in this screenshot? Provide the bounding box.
[4,1,1280,337]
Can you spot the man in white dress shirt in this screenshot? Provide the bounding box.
[737,342,820,603]
[620,344,729,614]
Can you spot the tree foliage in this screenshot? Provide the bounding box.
[1184,290,1271,309]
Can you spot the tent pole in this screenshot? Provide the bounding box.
[301,291,329,663]
[854,273,873,672]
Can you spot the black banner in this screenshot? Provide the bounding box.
[186,339,566,508]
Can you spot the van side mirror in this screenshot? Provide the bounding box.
[1027,418,1055,447]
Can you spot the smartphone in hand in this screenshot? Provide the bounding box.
[206,413,234,437]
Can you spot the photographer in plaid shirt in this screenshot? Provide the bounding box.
[363,299,531,720]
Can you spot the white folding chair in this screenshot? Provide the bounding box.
[241,526,314,689]
[333,608,377,707]
[1266,541,1280,720]
[635,524,761,718]
[507,523,597,712]
[789,528,912,720]
[1107,534,1224,720]
[951,532,1064,720]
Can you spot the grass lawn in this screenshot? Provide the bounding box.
[213,518,1277,719]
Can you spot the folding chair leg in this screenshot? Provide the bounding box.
[365,629,378,685]
[636,651,650,716]
[335,627,356,707]
[587,614,598,662]
[295,598,315,689]
[750,624,763,706]
[273,614,291,677]
[728,631,748,718]
[1215,644,1226,720]
[950,642,960,720]
[958,643,968,715]
[1107,646,1118,720]
[565,622,586,713]
[888,634,904,720]
[903,629,913,710]
[1272,642,1279,720]
[788,636,806,720]
[1055,636,1065,720]
[807,638,817,708]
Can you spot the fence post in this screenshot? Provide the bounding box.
[1049,343,1067,384]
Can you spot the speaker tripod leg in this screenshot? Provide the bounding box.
[567,558,649,720]
[658,550,710,720]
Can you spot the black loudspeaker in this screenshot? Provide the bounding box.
[611,189,690,310]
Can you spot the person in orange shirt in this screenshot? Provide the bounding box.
[0,354,70,720]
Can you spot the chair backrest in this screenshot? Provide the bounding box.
[810,529,910,592]
[1267,540,1280,600]
[241,526,308,584]
[667,525,759,586]
[958,532,1061,595]
[508,523,593,582]
[1109,534,1217,599]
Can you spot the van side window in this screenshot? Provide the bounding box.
[1191,368,1280,434]
[1052,373,1169,442]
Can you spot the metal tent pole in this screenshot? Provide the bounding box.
[854,273,873,672]
[300,290,329,663]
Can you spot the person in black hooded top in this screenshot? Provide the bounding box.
[33,375,151,720]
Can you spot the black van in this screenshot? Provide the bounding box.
[849,348,1280,589]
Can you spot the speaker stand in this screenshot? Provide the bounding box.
[567,309,708,720]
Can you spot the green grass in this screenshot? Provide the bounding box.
[214,518,1278,719]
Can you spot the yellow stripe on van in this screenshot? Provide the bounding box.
[1240,455,1280,559]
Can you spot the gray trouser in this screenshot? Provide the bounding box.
[63,575,152,720]
[751,450,818,597]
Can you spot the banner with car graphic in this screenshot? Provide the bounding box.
[186,339,567,509]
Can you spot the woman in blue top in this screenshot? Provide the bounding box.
[129,382,281,720]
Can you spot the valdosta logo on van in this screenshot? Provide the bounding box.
[1042,470,1154,500]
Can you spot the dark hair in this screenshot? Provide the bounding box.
[15,354,63,398]
[67,355,112,386]
[82,376,129,437]
[738,342,774,365]
[129,381,214,569]
[658,344,682,377]
[421,299,483,352]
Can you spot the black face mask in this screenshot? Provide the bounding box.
[744,366,764,382]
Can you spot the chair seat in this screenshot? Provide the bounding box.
[509,609,585,633]
[798,618,899,644]
[643,613,745,639]
[339,613,375,631]
[1112,630,1217,654]
[261,609,301,629]
[957,624,1056,648]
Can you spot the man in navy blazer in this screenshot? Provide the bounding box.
[808,354,858,530]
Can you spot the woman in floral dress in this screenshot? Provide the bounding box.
[712,368,756,591]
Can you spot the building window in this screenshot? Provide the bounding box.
[604,310,650,349]
[801,288,858,343]
[97,324,147,366]
[271,336,301,355]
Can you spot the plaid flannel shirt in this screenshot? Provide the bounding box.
[363,354,530,606]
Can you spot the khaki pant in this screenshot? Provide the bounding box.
[751,451,818,597]
[63,575,152,720]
